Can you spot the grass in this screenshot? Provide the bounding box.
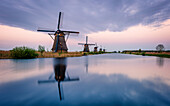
[0,50,114,59]
[122,51,170,58]
[145,54,170,58]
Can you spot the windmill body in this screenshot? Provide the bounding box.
[78,36,95,52]
[84,44,90,52]
[94,43,98,52]
[37,12,79,52]
[99,48,102,52]
[52,33,68,52]
[94,47,98,52]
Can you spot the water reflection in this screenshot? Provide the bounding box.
[85,56,89,73]
[11,59,38,71]
[156,57,164,67]
[1,54,170,105]
[38,58,79,100]
[38,58,45,70]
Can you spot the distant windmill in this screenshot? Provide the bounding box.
[94,43,98,52]
[103,49,106,52]
[78,36,95,52]
[99,45,102,52]
[37,12,79,52]
[103,46,106,52]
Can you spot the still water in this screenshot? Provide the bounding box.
[0,53,170,105]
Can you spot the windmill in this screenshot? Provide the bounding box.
[94,43,98,52]
[103,47,106,52]
[37,12,79,52]
[78,36,95,52]
[38,58,79,100]
[99,45,102,52]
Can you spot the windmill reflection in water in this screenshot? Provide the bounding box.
[38,58,79,100]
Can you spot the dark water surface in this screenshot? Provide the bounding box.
[0,54,170,106]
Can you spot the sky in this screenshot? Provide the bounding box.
[0,0,170,51]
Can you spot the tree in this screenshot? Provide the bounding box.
[156,44,165,52]
[38,45,45,56]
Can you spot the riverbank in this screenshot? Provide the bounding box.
[0,50,109,59]
[122,51,170,58]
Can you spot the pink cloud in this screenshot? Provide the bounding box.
[87,19,170,50]
[0,19,170,51]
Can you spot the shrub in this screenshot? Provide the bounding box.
[83,52,88,56]
[38,45,45,56]
[11,46,38,59]
[89,52,94,54]
[142,52,145,56]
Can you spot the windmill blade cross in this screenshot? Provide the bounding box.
[86,36,88,44]
[48,33,55,40]
[37,29,56,32]
[62,31,79,34]
[78,43,85,45]
[60,12,64,29]
[57,12,62,30]
[87,44,95,45]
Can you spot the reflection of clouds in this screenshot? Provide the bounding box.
[156,57,164,67]
[0,59,53,84]
[63,74,170,105]
[87,54,170,85]
[1,73,170,105]
[11,59,38,71]
[39,58,45,70]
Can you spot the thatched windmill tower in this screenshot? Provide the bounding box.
[37,12,79,52]
[99,45,102,52]
[94,43,98,52]
[103,49,106,52]
[78,36,95,52]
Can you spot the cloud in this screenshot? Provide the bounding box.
[0,0,170,34]
[0,24,83,51]
[87,19,170,50]
[0,19,170,51]
[0,25,52,50]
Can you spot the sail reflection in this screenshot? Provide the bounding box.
[38,58,79,101]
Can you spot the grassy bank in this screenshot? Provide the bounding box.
[122,51,170,58]
[145,53,170,58]
[0,50,111,59]
[37,52,83,58]
[0,51,83,59]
